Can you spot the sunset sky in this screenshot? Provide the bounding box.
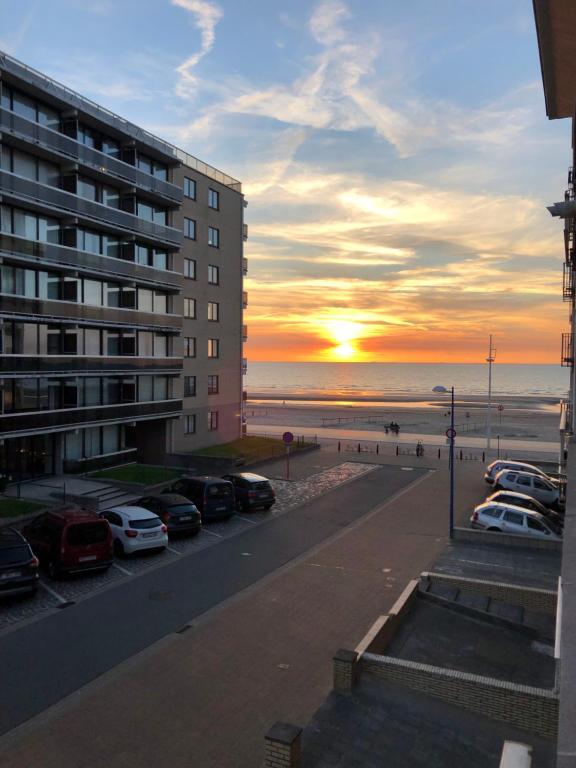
[0,0,570,363]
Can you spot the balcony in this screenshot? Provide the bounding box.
[243,258,248,275]
[0,356,183,375]
[243,223,248,241]
[242,358,248,375]
[0,107,183,204]
[0,233,182,291]
[0,170,182,247]
[0,399,183,439]
[562,332,574,367]
[0,295,182,332]
[242,291,248,309]
[564,263,575,301]
[242,324,248,342]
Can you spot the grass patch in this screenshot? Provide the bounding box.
[90,464,179,485]
[0,498,45,519]
[192,436,313,462]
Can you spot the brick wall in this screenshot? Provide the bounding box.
[361,653,558,738]
[421,572,558,615]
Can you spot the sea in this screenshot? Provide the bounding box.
[244,362,569,399]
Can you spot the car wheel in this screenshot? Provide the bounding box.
[487,527,502,532]
[114,540,125,558]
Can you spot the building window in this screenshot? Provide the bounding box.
[208,375,219,395]
[208,265,219,285]
[184,298,196,318]
[184,258,196,280]
[208,226,219,248]
[183,414,196,434]
[208,338,219,358]
[208,410,219,430]
[208,189,219,210]
[184,337,196,357]
[208,301,219,322]
[184,218,196,240]
[183,177,196,200]
[184,376,196,397]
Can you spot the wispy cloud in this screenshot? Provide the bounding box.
[172,0,223,97]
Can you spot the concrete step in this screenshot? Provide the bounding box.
[426,584,460,601]
[455,592,490,612]
[488,600,524,624]
[98,493,139,511]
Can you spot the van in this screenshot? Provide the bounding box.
[167,476,235,521]
[221,473,276,512]
[22,506,113,578]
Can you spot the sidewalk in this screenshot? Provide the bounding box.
[0,457,489,768]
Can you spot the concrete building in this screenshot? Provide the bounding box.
[0,52,245,480]
[533,2,576,765]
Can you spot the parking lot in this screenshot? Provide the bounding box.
[0,461,378,633]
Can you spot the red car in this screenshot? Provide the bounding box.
[23,507,113,578]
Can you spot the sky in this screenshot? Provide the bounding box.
[0,0,571,363]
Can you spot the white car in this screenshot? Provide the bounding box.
[492,470,561,509]
[484,460,551,485]
[100,506,168,556]
[471,503,561,540]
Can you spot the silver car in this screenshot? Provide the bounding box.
[471,502,561,539]
[484,460,550,485]
[492,470,561,509]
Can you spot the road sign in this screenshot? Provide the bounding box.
[445,428,457,439]
[497,404,504,412]
[283,431,294,444]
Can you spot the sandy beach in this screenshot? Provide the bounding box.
[245,392,562,444]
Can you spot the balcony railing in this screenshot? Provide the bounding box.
[0,233,182,291]
[564,263,575,302]
[242,291,248,309]
[242,358,248,375]
[243,223,248,241]
[562,332,574,367]
[0,295,182,332]
[0,107,183,204]
[0,399,183,438]
[0,356,183,375]
[242,258,248,275]
[0,170,182,247]
[242,324,248,342]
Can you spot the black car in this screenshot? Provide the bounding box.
[137,494,202,536]
[222,473,276,513]
[165,477,235,521]
[0,528,40,597]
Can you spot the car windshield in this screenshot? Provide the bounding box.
[167,504,197,516]
[0,546,31,566]
[207,485,233,498]
[67,523,108,545]
[129,518,161,529]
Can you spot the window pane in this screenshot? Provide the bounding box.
[37,159,59,187]
[12,91,36,121]
[139,289,153,312]
[84,377,101,405]
[12,149,37,180]
[154,333,167,357]
[78,177,98,201]
[102,425,120,454]
[139,332,153,356]
[154,292,168,314]
[13,209,37,239]
[84,280,103,306]
[84,329,101,355]
[153,376,168,401]
[139,376,154,401]
[38,103,59,129]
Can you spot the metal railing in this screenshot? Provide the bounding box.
[1,51,242,193]
[242,291,248,308]
[0,107,183,203]
[562,332,574,367]
[242,258,248,275]
[242,223,248,240]
[242,324,248,341]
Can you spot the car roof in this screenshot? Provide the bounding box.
[487,490,544,504]
[47,506,103,523]
[0,527,29,549]
[494,468,550,481]
[489,460,543,472]
[477,501,546,519]
[181,475,232,484]
[109,505,160,519]
[143,494,193,506]
[225,472,269,482]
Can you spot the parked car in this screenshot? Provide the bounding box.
[23,507,113,578]
[485,490,564,527]
[136,494,202,536]
[221,472,276,512]
[99,506,168,556]
[484,460,554,485]
[0,528,39,597]
[470,502,562,540]
[493,469,562,509]
[166,477,235,521]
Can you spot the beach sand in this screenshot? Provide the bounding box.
[245,392,562,444]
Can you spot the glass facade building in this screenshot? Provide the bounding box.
[0,53,245,479]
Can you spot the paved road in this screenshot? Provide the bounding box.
[0,464,424,737]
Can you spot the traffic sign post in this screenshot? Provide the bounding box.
[498,403,504,426]
[283,432,294,481]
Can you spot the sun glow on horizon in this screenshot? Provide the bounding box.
[323,320,367,362]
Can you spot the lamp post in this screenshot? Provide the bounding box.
[486,335,496,455]
[449,386,455,539]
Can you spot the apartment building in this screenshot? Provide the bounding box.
[0,52,245,480]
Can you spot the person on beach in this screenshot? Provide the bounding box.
[416,441,424,457]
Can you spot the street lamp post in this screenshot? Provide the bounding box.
[449,386,455,539]
[486,335,496,455]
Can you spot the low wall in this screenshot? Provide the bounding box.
[454,526,562,552]
[354,579,420,657]
[361,653,558,739]
[421,572,558,615]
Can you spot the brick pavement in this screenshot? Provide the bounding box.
[0,461,488,768]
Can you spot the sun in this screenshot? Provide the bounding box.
[323,320,364,361]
